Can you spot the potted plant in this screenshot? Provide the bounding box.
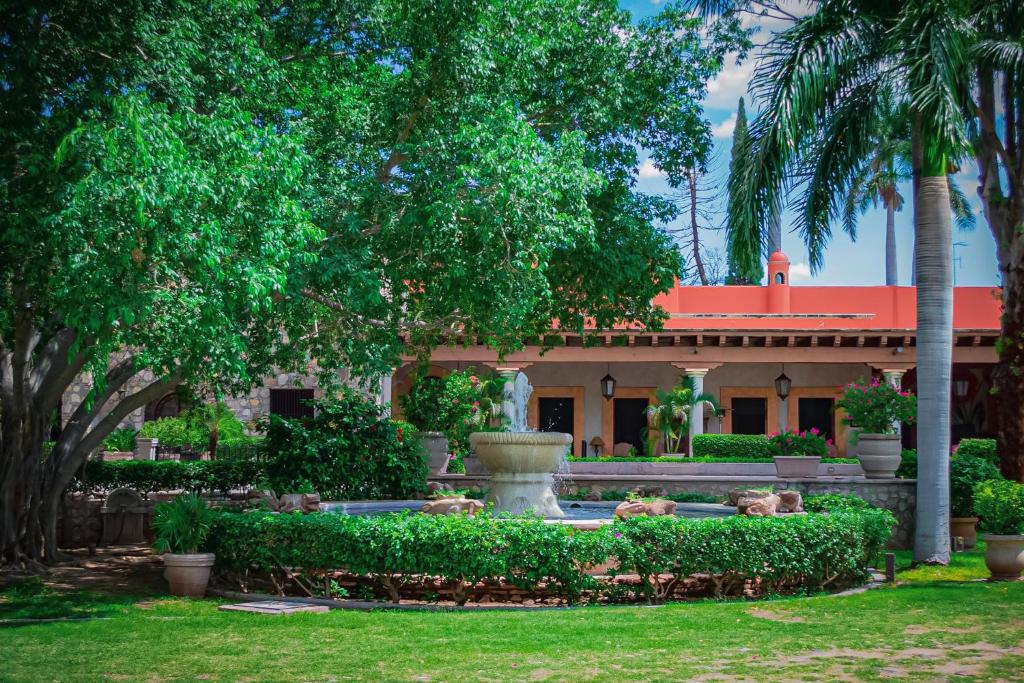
[973,479,1024,581]
[645,376,720,456]
[949,455,1002,549]
[837,379,916,478]
[769,428,828,478]
[152,493,216,598]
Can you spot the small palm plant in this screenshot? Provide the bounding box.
[152,493,214,555]
[646,377,720,455]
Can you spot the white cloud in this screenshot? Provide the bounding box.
[638,158,665,179]
[789,262,813,280]
[705,53,755,110]
[711,112,737,139]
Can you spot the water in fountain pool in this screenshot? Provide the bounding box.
[320,500,734,522]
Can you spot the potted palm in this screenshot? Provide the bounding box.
[949,455,1002,549]
[837,379,917,478]
[645,377,720,456]
[769,428,828,478]
[973,479,1024,581]
[153,493,216,598]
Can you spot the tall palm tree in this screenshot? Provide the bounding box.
[689,0,974,564]
[646,376,720,455]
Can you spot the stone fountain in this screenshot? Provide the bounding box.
[468,372,569,518]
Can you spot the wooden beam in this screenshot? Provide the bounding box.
[650,335,658,347]
[972,335,981,347]
[765,335,773,347]
[787,336,796,347]
[695,334,703,347]
[742,335,750,348]
[718,335,727,347]
[810,336,819,347]
[880,335,888,348]
[857,336,865,348]
[833,335,841,347]
[627,334,636,347]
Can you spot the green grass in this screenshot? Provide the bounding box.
[2,547,1021,682]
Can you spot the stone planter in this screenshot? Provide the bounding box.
[416,432,450,475]
[134,437,159,461]
[163,553,215,598]
[773,456,821,478]
[950,517,979,549]
[980,534,1024,581]
[461,455,487,475]
[856,433,902,479]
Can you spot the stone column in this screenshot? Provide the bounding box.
[685,368,709,456]
[778,398,788,433]
[882,369,907,435]
[378,372,393,416]
[497,367,519,429]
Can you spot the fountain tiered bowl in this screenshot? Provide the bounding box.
[468,431,571,518]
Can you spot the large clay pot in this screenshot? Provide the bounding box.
[163,553,215,597]
[856,433,902,479]
[415,431,450,475]
[950,517,979,549]
[980,534,1024,581]
[773,456,821,478]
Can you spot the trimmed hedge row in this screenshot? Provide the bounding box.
[691,434,776,459]
[567,456,856,464]
[205,508,895,604]
[72,460,262,497]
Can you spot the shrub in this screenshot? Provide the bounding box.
[399,369,502,459]
[73,459,263,497]
[974,479,1024,535]
[153,494,215,554]
[138,402,247,453]
[102,427,138,452]
[955,438,998,466]
[768,428,829,456]
[204,508,895,604]
[803,494,872,513]
[566,456,857,464]
[263,387,426,499]
[950,455,1003,518]
[691,434,775,459]
[139,416,204,450]
[837,378,916,435]
[896,449,917,479]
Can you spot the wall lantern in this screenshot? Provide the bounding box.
[954,379,969,398]
[774,370,791,401]
[600,365,616,400]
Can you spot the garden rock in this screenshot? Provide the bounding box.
[419,497,485,516]
[739,494,780,516]
[776,490,804,513]
[630,485,668,498]
[582,486,604,501]
[727,489,773,507]
[254,491,321,513]
[614,498,677,519]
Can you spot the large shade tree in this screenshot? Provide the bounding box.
[691,0,974,563]
[0,0,744,566]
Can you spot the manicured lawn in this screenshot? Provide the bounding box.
[2,547,1022,682]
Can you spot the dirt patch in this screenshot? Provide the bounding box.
[904,623,981,636]
[0,545,165,597]
[747,608,805,623]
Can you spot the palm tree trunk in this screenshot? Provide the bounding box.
[912,140,953,564]
[885,203,898,286]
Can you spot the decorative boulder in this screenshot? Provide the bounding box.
[645,499,678,517]
[582,486,604,502]
[727,489,774,507]
[419,497,485,516]
[630,485,668,498]
[254,491,321,514]
[426,481,456,495]
[739,494,780,516]
[776,490,804,513]
[614,499,677,519]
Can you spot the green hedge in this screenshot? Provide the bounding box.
[205,508,895,604]
[803,494,872,513]
[567,456,856,464]
[73,460,262,497]
[955,438,998,466]
[691,434,775,459]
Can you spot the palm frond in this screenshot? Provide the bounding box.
[947,175,977,232]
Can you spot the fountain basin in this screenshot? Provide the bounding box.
[469,431,571,518]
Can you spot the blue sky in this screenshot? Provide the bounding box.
[618,0,999,287]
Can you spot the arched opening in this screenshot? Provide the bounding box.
[774,272,785,285]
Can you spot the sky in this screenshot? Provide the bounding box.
[618,0,1000,287]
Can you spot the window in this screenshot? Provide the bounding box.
[775,272,785,284]
[798,397,834,441]
[269,388,315,419]
[732,397,767,434]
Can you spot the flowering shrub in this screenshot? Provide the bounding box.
[768,428,829,456]
[399,369,503,459]
[837,378,917,435]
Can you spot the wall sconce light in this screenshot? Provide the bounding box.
[774,367,791,401]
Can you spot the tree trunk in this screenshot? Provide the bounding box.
[689,169,708,286]
[885,202,898,286]
[912,159,953,565]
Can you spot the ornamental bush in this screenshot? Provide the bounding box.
[955,438,998,466]
[204,508,895,604]
[691,434,775,458]
[768,428,830,456]
[263,387,426,499]
[138,402,247,452]
[73,459,263,497]
[837,378,917,435]
[803,494,872,513]
[101,427,138,453]
[896,449,917,479]
[399,369,503,460]
[950,455,1003,518]
[973,479,1024,535]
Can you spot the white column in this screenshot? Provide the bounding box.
[882,369,907,435]
[378,373,393,416]
[685,369,709,456]
[497,367,519,428]
[778,398,788,433]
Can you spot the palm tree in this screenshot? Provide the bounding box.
[689,0,974,564]
[646,376,720,455]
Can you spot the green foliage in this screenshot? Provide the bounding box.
[645,376,720,453]
[896,449,918,479]
[205,508,894,603]
[973,480,1024,535]
[725,96,763,284]
[562,489,721,504]
[152,494,215,554]
[101,428,137,453]
[950,456,1003,518]
[399,370,502,459]
[803,494,872,513]
[74,460,263,498]
[137,403,247,452]
[138,417,206,451]
[956,439,998,466]
[837,380,917,435]
[263,388,426,499]
[691,434,776,458]
[768,428,830,457]
[566,456,856,464]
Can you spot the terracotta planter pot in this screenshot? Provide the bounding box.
[980,534,1024,581]
[950,517,979,549]
[773,456,821,478]
[415,432,450,475]
[856,433,902,479]
[163,553,215,598]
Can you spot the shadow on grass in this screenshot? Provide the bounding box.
[0,577,139,626]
